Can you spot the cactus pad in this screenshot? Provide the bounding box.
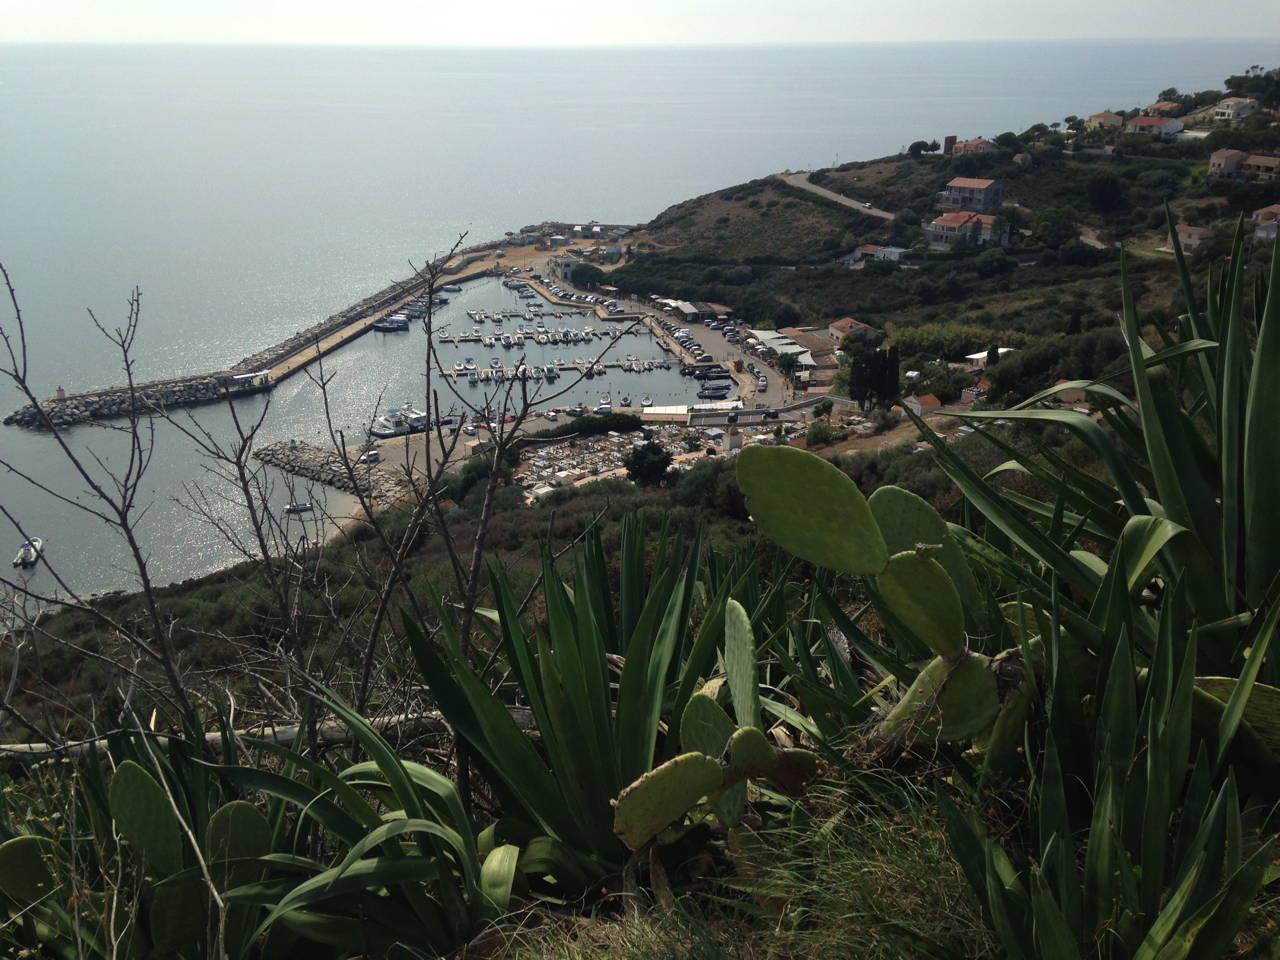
[736,446,889,575]
[877,551,966,658]
[613,752,723,850]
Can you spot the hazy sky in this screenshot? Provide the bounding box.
[5,0,1280,45]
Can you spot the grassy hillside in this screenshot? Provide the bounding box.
[632,176,887,261]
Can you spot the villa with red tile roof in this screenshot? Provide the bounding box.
[950,137,997,156]
[827,316,874,341]
[924,211,1008,248]
[938,176,1004,213]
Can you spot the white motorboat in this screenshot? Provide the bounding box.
[441,284,463,293]
[371,408,410,438]
[12,537,42,569]
[454,360,466,373]
[641,395,653,407]
[284,502,313,516]
[464,357,477,371]
[501,334,513,348]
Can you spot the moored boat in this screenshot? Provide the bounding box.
[12,537,43,569]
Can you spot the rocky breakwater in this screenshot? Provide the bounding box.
[2,374,239,429]
[255,440,416,512]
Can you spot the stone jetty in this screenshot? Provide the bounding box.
[255,440,416,512]
[4,248,494,431]
[2,373,260,429]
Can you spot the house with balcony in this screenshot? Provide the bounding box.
[924,211,1008,249]
[1210,149,1280,181]
[1213,97,1258,123]
[937,177,1003,213]
[1124,116,1184,139]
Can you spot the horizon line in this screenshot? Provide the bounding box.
[2,36,1278,48]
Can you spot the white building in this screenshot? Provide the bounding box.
[1213,97,1258,124]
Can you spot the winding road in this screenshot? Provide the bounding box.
[778,172,895,221]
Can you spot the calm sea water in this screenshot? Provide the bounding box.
[1,40,1275,592]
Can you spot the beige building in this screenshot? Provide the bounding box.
[1210,149,1280,181]
[1085,111,1125,131]
[1172,223,1214,251]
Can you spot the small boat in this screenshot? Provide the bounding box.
[501,334,513,348]
[284,503,313,516]
[535,334,548,345]
[620,396,631,407]
[543,364,558,379]
[482,335,495,348]
[464,358,477,371]
[471,326,480,337]
[514,334,525,346]
[441,284,463,293]
[373,314,410,332]
[641,395,653,407]
[454,360,466,373]
[490,358,502,369]
[12,537,42,569]
[468,370,479,385]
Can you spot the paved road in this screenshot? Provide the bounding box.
[779,172,895,221]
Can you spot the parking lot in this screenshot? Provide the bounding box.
[618,295,792,409]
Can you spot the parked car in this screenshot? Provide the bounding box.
[357,449,380,465]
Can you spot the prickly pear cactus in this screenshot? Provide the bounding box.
[109,759,186,877]
[613,752,724,850]
[0,835,57,907]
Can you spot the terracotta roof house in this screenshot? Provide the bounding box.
[938,176,1004,212]
[924,211,1008,248]
[1125,116,1184,139]
[951,137,997,156]
[1145,100,1183,116]
[828,316,874,341]
[1086,111,1125,130]
[904,393,943,416]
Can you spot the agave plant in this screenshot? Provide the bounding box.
[0,701,519,959]
[407,519,820,887]
[941,580,1278,960]
[915,220,1280,671]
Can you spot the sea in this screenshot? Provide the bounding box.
[1,40,1275,594]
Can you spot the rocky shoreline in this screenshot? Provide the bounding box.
[254,439,417,512]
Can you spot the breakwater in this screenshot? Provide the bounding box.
[254,440,416,511]
[3,250,494,430]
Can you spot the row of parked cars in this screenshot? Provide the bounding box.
[547,284,624,315]
[657,316,771,393]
